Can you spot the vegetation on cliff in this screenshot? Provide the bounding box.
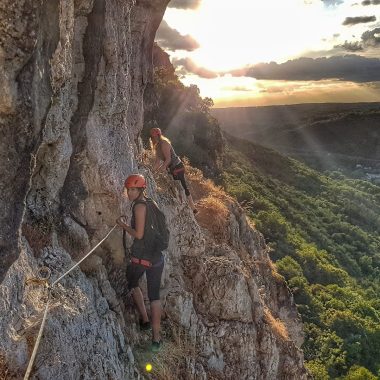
[223,136,380,379]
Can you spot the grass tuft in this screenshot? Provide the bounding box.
[264,307,289,341]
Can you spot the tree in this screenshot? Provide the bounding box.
[344,365,377,380]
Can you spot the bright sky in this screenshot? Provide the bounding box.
[157,0,380,107]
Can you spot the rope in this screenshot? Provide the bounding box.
[23,224,118,380]
[23,291,51,380]
[52,225,117,286]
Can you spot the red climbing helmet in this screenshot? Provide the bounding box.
[124,174,146,189]
[150,127,162,137]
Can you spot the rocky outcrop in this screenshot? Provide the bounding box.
[159,182,308,379]
[0,1,308,379]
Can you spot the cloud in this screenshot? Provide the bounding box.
[363,81,380,90]
[321,0,344,6]
[172,58,218,78]
[259,86,289,94]
[362,0,380,5]
[342,15,376,25]
[168,0,202,9]
[229,55,380,82]
[156,21,200,51]
[362,27,380,46]
[334,40,364,51]
[336,27,380,51]
[222,86,253,92]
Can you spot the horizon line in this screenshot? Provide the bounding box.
[211,100,380,110]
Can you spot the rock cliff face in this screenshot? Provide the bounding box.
[0,1,308,379]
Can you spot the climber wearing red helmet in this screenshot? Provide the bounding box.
[116,174,164,352]
[150,127,198,214]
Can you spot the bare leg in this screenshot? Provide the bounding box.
[150,300,161,341]
[132,287,149,323]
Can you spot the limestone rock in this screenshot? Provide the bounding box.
[0,0,309,379]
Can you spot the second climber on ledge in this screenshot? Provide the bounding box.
[150,127,198,214]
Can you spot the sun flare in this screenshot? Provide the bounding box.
[164,0,334,72]
[162,0,380,106]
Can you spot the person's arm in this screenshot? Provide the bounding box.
[160,141,172,171]
[116,203,146,239]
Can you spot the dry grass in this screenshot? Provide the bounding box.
[135,320,196,380]
[253,257,285,285]
[196,196,229,242]
[264,307,289,342]
[183,159,235,243]
[0,352,18,380]
[0,353,9,380]
[139,150,227,202]
[267,260,285,283]
[183,158,228,201]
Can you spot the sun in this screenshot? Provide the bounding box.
[164,0,332,72]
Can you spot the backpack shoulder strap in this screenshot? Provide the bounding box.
[145,197,159,208]
[132,199,147,210]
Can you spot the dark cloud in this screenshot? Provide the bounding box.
[362,0,380,5]
[334,40,364,51]
[168,0,201,9]
[229,55,380,82]
[156,21,200,51]
[363,81,380,89]
[336,27,380,51]
[321,0,343,6]
[172,58,217,78]
[342,15,376,25]
[362,27,380,46]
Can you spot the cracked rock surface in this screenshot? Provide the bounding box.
[0,1,309,378]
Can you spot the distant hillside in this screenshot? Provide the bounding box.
[222,134,380,379]
[212,103,380,178]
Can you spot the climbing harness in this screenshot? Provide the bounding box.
[131,257,153,268]
[23,224,117,380]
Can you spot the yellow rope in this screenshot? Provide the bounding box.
[23,291,51,380]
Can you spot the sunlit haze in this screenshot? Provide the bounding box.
[157,0,380,107]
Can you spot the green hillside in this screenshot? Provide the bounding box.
[222,134,380,379]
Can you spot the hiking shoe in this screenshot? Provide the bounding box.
[151,340,162,353]
[139,320,151,331]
